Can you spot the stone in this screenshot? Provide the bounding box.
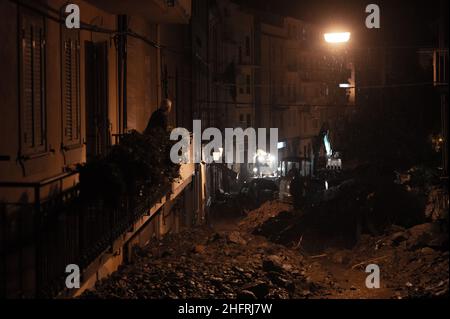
[236,290,258,299]
[267,272,295,291]
[262,255,292,273]
[192,244,207,254]
[331,251,351,264]
[227,231,247,245]
[242,281,270,298]
[391,232,408,246]
[406,223,441,249]
[420,247,435,255]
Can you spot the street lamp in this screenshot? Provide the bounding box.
[324,32,351,44]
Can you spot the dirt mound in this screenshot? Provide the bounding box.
[238,200,291,231]
[252,172,428,253]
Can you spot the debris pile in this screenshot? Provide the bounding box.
[80,163,448,299]
[238,200,291,231]
[81,226,324,299]
[343,221,449,298]
[253,165,434,252]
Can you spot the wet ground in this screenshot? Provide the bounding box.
[81,200,448,299]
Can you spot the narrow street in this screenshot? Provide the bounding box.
[1,0,448,304]
[82,201,448,299]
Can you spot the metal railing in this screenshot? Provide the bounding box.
[0,172,171,298]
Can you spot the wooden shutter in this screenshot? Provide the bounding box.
[62,29,80,146]
[20,10,46,155]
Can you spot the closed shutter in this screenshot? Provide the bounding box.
[20,11,46,155]
[62,29,80,146]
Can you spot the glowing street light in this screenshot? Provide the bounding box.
[324,32,350,44]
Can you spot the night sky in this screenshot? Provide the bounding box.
[234,0,447,48]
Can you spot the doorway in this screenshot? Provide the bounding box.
[85,41,109,161]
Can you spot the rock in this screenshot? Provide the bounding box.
[267,272,295,291]
[262,255,292,273]
[192,244,206,254]
[428,233,449,250]
[406,223,441,249]
[391,232,408,246]
[237,290,257,299]
[420,247,435,255]
[387,224,406,233]
[227,231,247,245]
[242,281,270,298]
[208,232,222,243]
[331,251,351,264]
[232,266,245,273]
[266,288,290,299]
[160,250,171,258]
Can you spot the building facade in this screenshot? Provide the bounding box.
[0,0,208,298]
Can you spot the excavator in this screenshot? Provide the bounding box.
[278,122,342,203]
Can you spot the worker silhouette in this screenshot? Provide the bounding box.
[290,168,304,209]
[144,98,172,134]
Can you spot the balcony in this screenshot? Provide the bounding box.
[0,134,196,298]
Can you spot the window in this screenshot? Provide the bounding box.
[19,10,46,155]
[238,74,245,95]
[238,46,242,64]
[239,114,245,127]
[245,36,250,56]
[246,114,251,127]
[61,27,81,147]
[246,75,251,94]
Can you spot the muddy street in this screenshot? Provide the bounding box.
[81,200,448,299]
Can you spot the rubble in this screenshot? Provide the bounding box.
[343,220,449,298]
[81,163,448,299]
[81,226,322,299]
[227,231,248,245]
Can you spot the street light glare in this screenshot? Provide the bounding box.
[324,32,351,43]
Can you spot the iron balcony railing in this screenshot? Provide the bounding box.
[0,172,171,298]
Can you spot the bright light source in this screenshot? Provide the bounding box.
[212,151,221,161]
[323,133,333,157]
[253,167,258,173]
[324,32,350,43]
[277,141,286,149]
[325,180,329,190]
[339,83,351,88]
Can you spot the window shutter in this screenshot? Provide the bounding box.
[62,29,80,145]
[63,38,73,140]
[22,20,33,149]
[20,11,46,155]
[33,26,45,147]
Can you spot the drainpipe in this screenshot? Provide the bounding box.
[117,15,128,134]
